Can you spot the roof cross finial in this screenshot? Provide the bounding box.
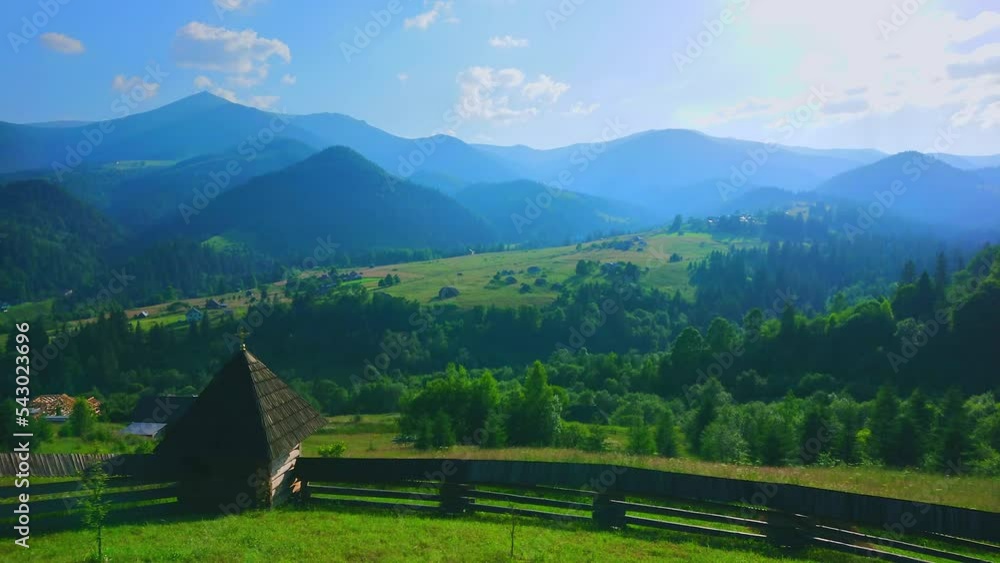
[237,326,250,351]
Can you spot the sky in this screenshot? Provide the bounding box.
[1,0,999,154]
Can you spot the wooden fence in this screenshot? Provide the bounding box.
[295,458,1000,563]
[0,476,181,535]
[0,453,118,478]
[3,454,999,561]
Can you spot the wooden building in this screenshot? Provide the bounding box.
[155,346,326,512]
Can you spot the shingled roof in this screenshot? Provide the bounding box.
[156,348,326,462]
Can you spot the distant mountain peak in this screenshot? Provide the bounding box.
[156,90,235,114]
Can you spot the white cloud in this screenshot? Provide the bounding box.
[497,68,525,87]
[455,66,536,123]
[692,3,1000,135]
[405,1,457,30]
[227,66,269,88]
[40,33,84,55]
[397,72,409,83]
[489,35,529,48]
[566,101,600,116]
[453,66,569,124]
[280,73,296,85]
[112,74,161,98]
[522,74,570,104]
[213,0,265,12]
[173,22,290,88]
[193,75,278,109]
[246,95,280,110]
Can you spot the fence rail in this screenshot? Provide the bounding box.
[0,453,118,477]
[295,458,1000,563]
[3,453,998,562]
[0,475,180,534]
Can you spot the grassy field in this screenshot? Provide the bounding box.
[346,232,755,308]
[0,505,875,562]
[33,423,153,455]
[304,415,1000,513]
[7,415,998,561]
[1,230,749,343]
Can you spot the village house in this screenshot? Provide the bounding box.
[29,394,101,421]
[121,395,198,439]
[205,298,226,310]
[186,308,204,323]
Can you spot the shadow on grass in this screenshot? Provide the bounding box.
[25,500,859,562]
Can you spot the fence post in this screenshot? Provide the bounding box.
[766,511,813,548]
[297,478,311,504]
[439,483,473,515]
[592,493,626,529]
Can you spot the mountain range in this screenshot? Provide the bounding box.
[2,91,1000,253]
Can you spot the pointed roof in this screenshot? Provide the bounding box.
[156,348,326,462]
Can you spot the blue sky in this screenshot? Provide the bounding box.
[2,0,998,154]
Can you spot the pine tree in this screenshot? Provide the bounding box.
[655,408,680,457]
[933,252,948,299]
[627,423,656,455]
[869,386,901,465]
[898,389,933,467]
[67,397,97,438]
[935,389,970,473]
[432,411,456,448]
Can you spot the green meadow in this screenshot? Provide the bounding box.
[1,506,877,562]
[357,232,756,308]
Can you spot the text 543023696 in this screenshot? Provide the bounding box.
[12,322,32,549]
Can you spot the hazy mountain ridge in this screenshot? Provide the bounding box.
[454,180,653,245]
[816,151,1000,229]
[4,93,1000,236]
[170,146,499,257]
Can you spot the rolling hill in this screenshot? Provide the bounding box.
[478,130,884,207]
[0,180,121,301]
[454,180,653,245]
[175,146,498,258]
[107,138,317,229]
[816,152,1000,229]
[0,93,325,174]
[0,93,519,190]
[7,92,999,216]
